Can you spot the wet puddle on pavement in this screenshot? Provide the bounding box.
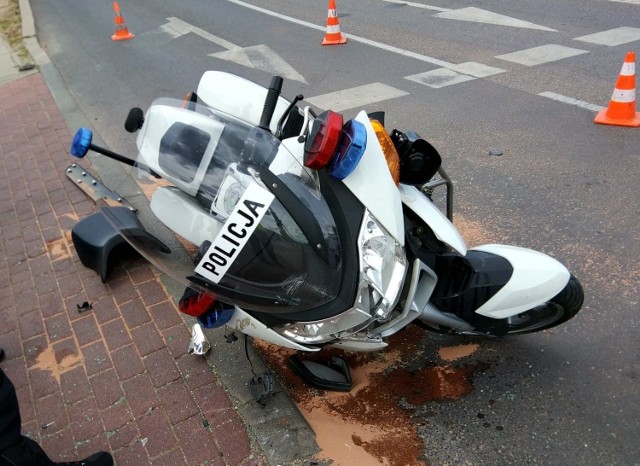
[31,344,83,383]
[256,326,488,465]
[45,238,72,261]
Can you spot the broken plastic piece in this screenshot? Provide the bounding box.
[77,302,93,313]
[249,373,275,407]
[224,330,238,343]
[187,323,211,355]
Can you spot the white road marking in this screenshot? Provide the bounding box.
[382,0,450,12]
[449,62,506,78]
[609,0,640,3]
[434,7,556,31]
[225,0,580,86]
[161,17,306,82]
[405,69,476,88]
[538,92,604,112]
[226,0,455,68]
[162,17,237,49]
[496,44,588,66]
[223,0,603,102]
[211,45,307,83]
[574,27,640,46]
[305,83,409,111]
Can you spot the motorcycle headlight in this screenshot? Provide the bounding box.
[358,211,407,319]
[274,211,407,345]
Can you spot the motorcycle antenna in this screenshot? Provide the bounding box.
[258,76,284,132]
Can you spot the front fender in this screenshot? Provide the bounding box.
[472,244,570,319]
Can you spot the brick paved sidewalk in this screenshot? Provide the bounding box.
[0,72,265,465]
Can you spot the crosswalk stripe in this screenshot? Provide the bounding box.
[404,69,476,88]
[449,62,506,78]
[574,27,640,46]
[496,44,588,66]
[305,83,409,112]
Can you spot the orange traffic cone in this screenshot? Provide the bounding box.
[111,1,134,41]
[322,0,347,46]
[594,51,640,127]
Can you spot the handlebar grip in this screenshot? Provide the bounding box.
[258,76,283,132]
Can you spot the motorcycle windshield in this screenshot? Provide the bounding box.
[105,98,342,314]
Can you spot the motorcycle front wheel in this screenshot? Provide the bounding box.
[504,274,584,334]
[420,275,584,336]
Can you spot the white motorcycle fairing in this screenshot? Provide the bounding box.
[470,244,570,319]
[227,308,321,352]
[398,184,467,255]
[194,73,406,245]
[396,183,569,323]
[343,111,405,246]
[67,67,584,371]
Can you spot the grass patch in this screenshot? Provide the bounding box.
[0,0,32,62]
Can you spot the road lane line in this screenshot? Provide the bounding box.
[225,0,455,69]
[538,92,604,112]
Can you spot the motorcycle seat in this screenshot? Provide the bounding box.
[71,207,137,282]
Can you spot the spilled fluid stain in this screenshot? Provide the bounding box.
[452,214,496,247]
[256,325,489,466]
[63,213,80,222]
[62,228,74,244]
[31,344,83,383]
[44,214,80,261]
[45,238,71,261]
[438,343,479,362]
[385,362,488,404]
[253,214,497,464]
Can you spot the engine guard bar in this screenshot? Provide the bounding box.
[421,166,453,221]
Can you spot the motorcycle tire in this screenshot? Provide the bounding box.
[503,274,584,334]
[419,275,584,336]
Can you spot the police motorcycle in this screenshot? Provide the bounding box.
[68,71,583,392]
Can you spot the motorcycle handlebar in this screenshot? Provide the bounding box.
[258,76,283,132]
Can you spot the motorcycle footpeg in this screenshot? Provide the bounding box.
[288,355,352,392]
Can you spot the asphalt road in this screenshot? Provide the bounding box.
[28,0,640,464]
